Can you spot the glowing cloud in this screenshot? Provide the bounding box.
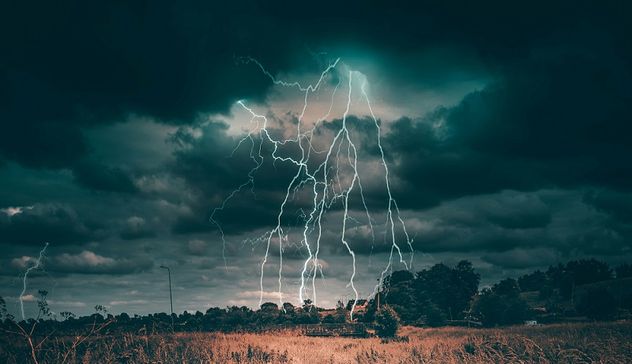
[210,59,414,318]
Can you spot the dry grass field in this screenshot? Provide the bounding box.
[2,322,632,363]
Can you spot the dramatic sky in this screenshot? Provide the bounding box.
[2,1,631,317]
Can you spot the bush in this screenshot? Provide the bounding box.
[374,305,400,338]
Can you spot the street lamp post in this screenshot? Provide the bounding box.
[159,265,174,331]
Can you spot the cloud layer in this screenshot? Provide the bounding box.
[1,1,631,316]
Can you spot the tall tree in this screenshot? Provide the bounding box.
[615,263,632,279]
[381,260,480,323]
[415,261,480,320]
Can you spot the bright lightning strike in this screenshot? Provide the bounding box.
[19,242,49,320]
[211,58,413,318]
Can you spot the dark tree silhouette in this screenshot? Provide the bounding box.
[518,270,547,292]
[415,260,480,320]
[577,288,617,321]
[260,302,279,312]
[566,259,613,285]
[474,287,530,327]
[616,263,632,279]
[546,259,613,299]
[492,278,521,297]
[374,306,400,338]
[380,260,480,323]
[282,302,295,312]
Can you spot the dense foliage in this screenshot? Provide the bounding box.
[374,306,400,338]
[473,279,531,327]
[1,258,630,337]
[379,260,480,324]
[379,259,631,327]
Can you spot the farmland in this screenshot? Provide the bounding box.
[2,322,631,363]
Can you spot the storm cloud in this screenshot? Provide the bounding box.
[1,0,631,316]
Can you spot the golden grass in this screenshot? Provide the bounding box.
[2,321,631,363]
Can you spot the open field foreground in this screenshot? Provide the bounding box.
[2,322,632,363]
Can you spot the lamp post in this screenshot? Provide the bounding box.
[159,265,174,331]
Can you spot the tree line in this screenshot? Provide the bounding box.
[379,259,632,327]
[1,259,631,337]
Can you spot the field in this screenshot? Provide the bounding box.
[2,322,632,363]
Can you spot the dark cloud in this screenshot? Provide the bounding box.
[4,0,629,170]
[73,160,139,194]
[1,0,631,315]
[340,189,630,262]
[1,1,290,169]
[119,216,156,240]
[584,190,632,223]
[386,45,632,207]
[481,247,559,269]
[0,120,88,170]
[45,250,152,275]
[480,193,551,230]
[168,121,314,234]
[0,204,102,246]
[185,239,208,255]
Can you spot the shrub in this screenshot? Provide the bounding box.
[374,305,400,338]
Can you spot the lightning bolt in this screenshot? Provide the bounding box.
[212,58,413,318]
[19,242,49,320]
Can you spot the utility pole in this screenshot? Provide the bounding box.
[376,278,381,311]
[160,265,174,331]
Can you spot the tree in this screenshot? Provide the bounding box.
[502,298,530,324]
[566,259,613,285]
[260,302,279,312]
[538,283,555,300]
[335,300,345,310]
[518,270,547,292]
[383,272,417,322]
[374,305,399,338]
[322,312,345,323]
[383,270,414,289]
[224,306,252,327]
[424,302,447,327]
[282,302,295,313]
[203,307,225,330]
[474,285,530,327]
[378,261,480,325]
[414,261,480,320]
[292,308,320,324]
[576,288,617,320]
[302,299,314,312]
[621,293,632,311]
[492,278,521,297]
[37,290,52,319]
[474,289,504,327]
[256,303,281,326]
[551,259,613,299]
[60,311,76,320]
[0,296,10,321]
[615,263,632,279]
